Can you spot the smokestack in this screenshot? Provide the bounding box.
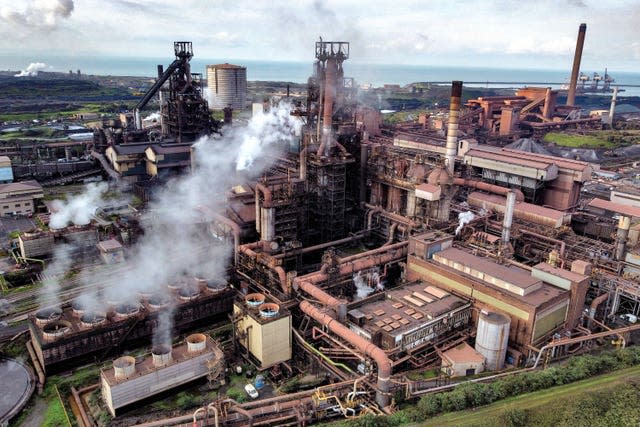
[608,87,618,126]
[615,215,631,260]
[445,81,463,175]
[567,23,587,107]
[157,64,164,79]
[502,191,516,244]
[542,87,552,119]
[319,57,338,156]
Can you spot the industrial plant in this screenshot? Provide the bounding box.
[2,20,640,427]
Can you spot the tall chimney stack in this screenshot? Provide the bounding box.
[567,23,587,107]
[608,87,618,126]
[445,81,463,176]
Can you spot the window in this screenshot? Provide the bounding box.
[2,206,8,209]
[14,204,20,207]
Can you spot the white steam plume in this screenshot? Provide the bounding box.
[143,112,161,122]
[353,268,384,300]
[14,62,47,77]
[49,182,109,229]
[39,243,75,308]
[77,101,301,348]
[456,211,475,235]
[1,0,74,30]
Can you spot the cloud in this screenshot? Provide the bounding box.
[505,36,576,56]
[0,0,74,30]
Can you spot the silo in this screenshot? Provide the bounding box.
[475,311,510,370]
[207,63,247,111]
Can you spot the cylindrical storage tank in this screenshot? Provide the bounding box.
[207,63,247,111]
[152,346,173,367]
[186,333,207,353]
[245,293,265,308]
[35,307,62,326]
[113,356,136,380]
[475,311,510,371]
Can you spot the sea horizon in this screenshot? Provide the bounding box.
[1,55,639,96]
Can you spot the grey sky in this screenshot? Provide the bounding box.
[0,0,638,71]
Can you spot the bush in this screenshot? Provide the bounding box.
[415,346,640,419]
[501,408,529,427]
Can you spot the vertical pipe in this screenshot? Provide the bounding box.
[502,191,516,244]
[615,215,631,260]
[445,81,463,175]
[319,57,337,156]
[567,23,587,107]
[359,140,368,203]
[608,87,618,126]
[157,65,164,79]
[299,147,307,181]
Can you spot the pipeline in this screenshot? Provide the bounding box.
[453,178,525,201]
[531,322,640,369]
[293,328,355,374]
[519,229,566,258]
[364,203,418,229]
[588,292,610,328]
[292,241,408,299]
[299,300,392,409]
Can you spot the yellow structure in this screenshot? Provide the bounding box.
[233,294,292,369]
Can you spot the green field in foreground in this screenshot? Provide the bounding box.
[420,365,640,427]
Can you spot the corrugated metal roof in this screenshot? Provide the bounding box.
[434,247,541,291]
[0,179,42,194]
[468,192,566,225]
[588,197,640,219]
[533,262,587,283]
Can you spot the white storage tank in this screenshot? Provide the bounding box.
[207,63,247,111]
[475,311,510,370]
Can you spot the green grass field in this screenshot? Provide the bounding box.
[420,365,640,426]
[542,132,614,148]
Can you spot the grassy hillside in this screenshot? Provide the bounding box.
[421,365,640,427]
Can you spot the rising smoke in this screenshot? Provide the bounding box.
[455,211,475,235]
[67,102,301,349]
[49,182,110,229]
[39,243,75,308]
[14,62,48,77]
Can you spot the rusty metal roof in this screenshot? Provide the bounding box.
[442,342,485,364]
[588,197,640,219]
[434,247,542,294]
